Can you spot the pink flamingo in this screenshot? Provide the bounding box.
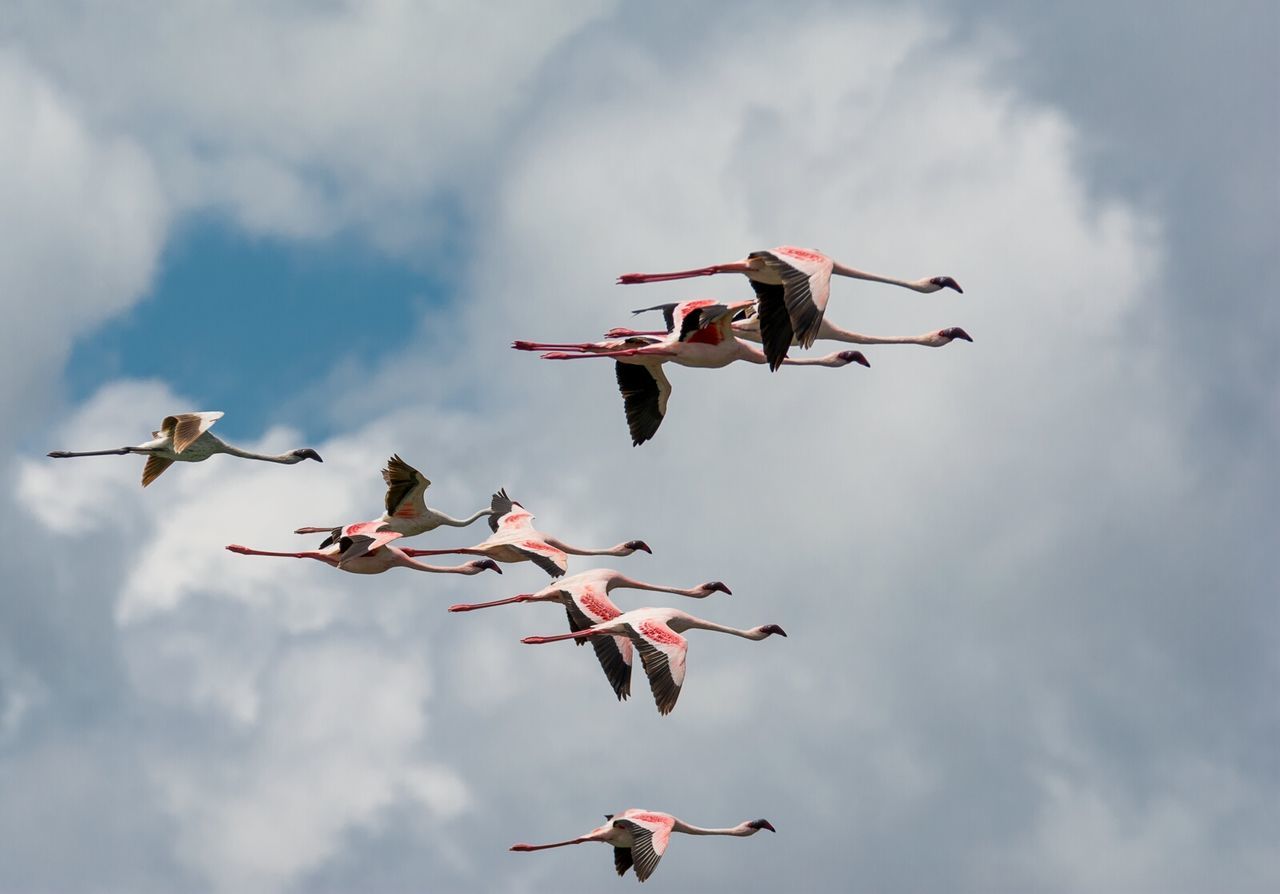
[294,454,492,562]
[514,300,869,445]
[511,809,775,883]
[225,541,501,576]
[47,411,322,486]
[448,569,731,699]
[403,489,651,578]
[521,607,786,715]
[618,246,962,369]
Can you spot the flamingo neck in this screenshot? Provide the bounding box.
[219,444,300,464]
[671,820,752,836]
[678,617,765,639]
[831,263,926,291]
[611,575,702,597]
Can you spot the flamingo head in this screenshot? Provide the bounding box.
[291,448,324,462]
[623,540,653,555]
[837,351,871,367]
[938,327,973,343]
[469,559,503,574]
[746,819,777,833]
[757,624,788,638]
[697,581,732,596]
[927,276,963,294]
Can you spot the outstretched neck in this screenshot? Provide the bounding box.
[610,575,701,597]
[219,443,301,464]
[672,820,753,837]
[679,617,767,640]
[434,508,493,528]
[546,538,626,557]
[831,262,925,292]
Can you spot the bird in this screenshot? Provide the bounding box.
[46,411,322,487]
[401,489,651,578]
[514,300,869,445]
[521,607,786,715]
[294,454,493,562]
[510,809,775,883]
[448,569,732,699]
[224,541,502,576]
[617,246,962,369]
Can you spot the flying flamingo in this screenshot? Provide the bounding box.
[514,300,869,445]
[224,541,501,576]
[448,569,731,699]
[618,246,962,369]
[294,454,492,562]
[510,809,775,883]
[47,411,322,486]
[521,607,786,715]
[403,489,651,578]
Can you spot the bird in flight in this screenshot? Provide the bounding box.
[47,411,321,486]
[618,245,961,369]
[511,808,775,883]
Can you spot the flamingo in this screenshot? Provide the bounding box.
[47,411,322,486]
[514,300,869,446]
[224,541,501,576]
[618,246,962,369]
[448,569,731,699]
[521,607,786,715]
[294,454,492,562]
[402,489,651,578]
[510,809,775,883]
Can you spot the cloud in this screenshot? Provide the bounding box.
[0,50,167,424]
[3,3,1275,893]
[3,0,615,251]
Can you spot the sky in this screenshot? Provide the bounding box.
[0,2,1276,892]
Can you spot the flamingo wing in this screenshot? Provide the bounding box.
[632,303,678,333]
[382,454,430,518]
[747,279,795,371]
[489,488,534,533]
[752,248,832,350]
[613,846,633,877]
[141,455,174,487]
[566,593,632,700]
[612,813,675,882]
[161,411,224,454]
[509,540,568,578]
[614,361,671,447]
[336,529,403,566]
[630,619,688,715]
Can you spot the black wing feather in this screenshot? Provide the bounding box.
[565,603,631,699]
[488,488,516,533]
[748,277,794,372]
[635,640,682,715]
[612,820,662,882]
[614,847,634,877]
[614,362,666,446]
[751,250,824,350]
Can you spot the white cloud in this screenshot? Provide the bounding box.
[0,51,166,423]
[4,3,1275,893]
[4,0,615,250]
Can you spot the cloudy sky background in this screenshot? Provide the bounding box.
[1,2,1276,892]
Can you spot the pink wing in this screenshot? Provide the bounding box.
[771,245,834,313]
[510,539,568,577]
[631,619,688,715]
[613,810,676,882]
[568,589,633,700]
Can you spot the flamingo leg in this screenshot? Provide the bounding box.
[540,349,676,360]
[616,262,751,284]
[604,328,667,338]
[512,341,613,352]
[225,545,335,563]
[522,629,601,644]
[448,595,532,612]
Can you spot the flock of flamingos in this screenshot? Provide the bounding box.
[48,245,967,884]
